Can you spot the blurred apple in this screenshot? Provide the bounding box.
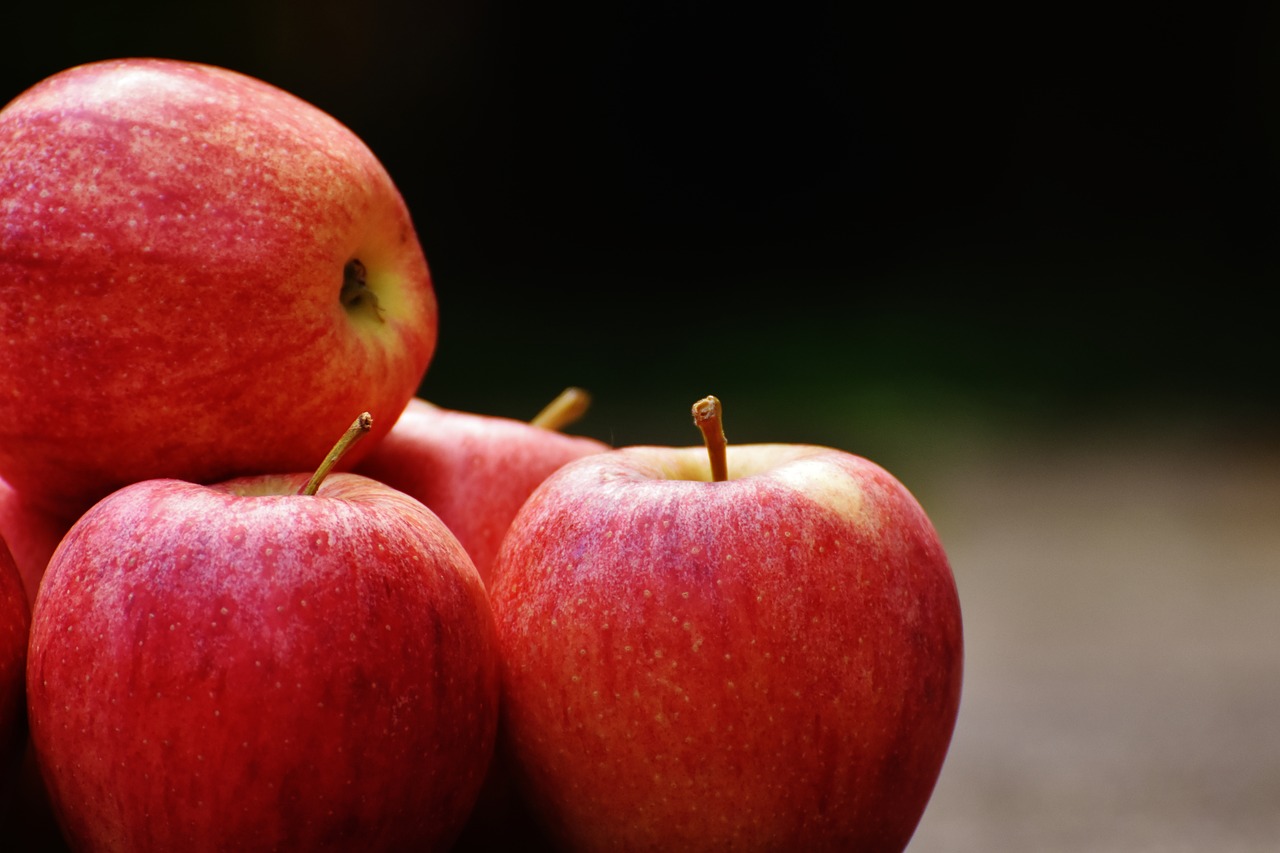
[488,397,963,851]
[27,415,499,851]
[0,477,74,608]
[356,390,608,585]
[0,58,437,516]
[0,536,27,812]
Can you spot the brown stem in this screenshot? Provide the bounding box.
[529,387,592,431]
[299,412,374,496]
[691,395,728,482]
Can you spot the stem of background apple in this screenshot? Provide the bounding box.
[529,386,592,431]
[692,395,729,482]
[299,412,374,496]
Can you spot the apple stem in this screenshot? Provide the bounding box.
[529,386,592,431]
[692,396,729,482]
[299,412,374,496]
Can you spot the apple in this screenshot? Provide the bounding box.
[0,476,76,609]
[27,414,500,851]
[360,388,603,852]
[0,58,438,516]
[0,536,28,812]
[488,396,964,852]
[356,388,609,585]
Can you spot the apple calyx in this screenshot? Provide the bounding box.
[529,386,592,431]
[692,395,729,482]
[340,258,385,323]
[299,412,374,496]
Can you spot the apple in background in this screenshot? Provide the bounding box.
[356,388,609,585]
[0,537,28,813]
[488,397,964,852]
[27,415,500,852]
[0,58,437,517]
[0,477,76,608]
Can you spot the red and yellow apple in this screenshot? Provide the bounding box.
[488,397,963,851]
[27,416,499,851]
[0,58,437,515]
[356,390,608,585]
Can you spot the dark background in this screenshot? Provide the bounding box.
[3,2,1276,456]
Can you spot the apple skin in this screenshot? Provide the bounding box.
[354,400,605,853]
[0,536,28,808]
[27,472,499,852]
[356,397,608,585]
[0,476,75,609]
[0,58,438,516]
[488,444,964,852]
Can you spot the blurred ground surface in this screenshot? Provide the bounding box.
[903,420,1280,852]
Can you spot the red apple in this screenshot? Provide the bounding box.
[0,477,76,609]
[356,390,608,585]
[488,397,963,852]
[27,415,499,851]
[0,58,438,516]
[0,536,28,809]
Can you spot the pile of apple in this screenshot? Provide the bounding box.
[0,59,964,852]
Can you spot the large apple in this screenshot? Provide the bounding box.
[27,415,499,851]
[356,389,609,585]
[0,476,76,609]
[0,58,437,516]
[488,397,964,852]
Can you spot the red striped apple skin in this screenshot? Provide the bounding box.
[490,444,963,852]
[0,58,437,516]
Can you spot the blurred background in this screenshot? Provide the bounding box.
[3,2,1277,850]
